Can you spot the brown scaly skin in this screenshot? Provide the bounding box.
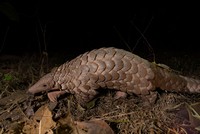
[28,47,200,105]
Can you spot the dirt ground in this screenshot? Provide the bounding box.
[1,50,200,134]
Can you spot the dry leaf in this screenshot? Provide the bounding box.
[23,104,56,134]
[73,119,114,134]
[186,103,200,129]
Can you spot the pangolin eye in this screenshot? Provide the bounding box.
[43,84,47,87]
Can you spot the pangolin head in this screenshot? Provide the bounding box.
[28,73,54,94]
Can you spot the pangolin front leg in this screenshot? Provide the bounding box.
[47,91,66,102]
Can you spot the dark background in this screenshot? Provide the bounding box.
[0,1,200,58]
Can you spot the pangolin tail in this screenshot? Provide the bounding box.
[152,64,200,93]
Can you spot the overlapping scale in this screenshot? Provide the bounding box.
[50,47,200,104]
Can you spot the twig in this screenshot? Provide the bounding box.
[0,128,4,134]
[130,18,156,62]
[36,21,42,55]
[0,26,10,54]
[16,102,30,121]
[97,110,138,120]
[113,26,132,51]
[131,16,154,52]
[37,19,49,75]
[39,119,42,134]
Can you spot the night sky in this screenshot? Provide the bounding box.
[0,2,200,57]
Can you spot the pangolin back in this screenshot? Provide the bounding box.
[49,47,200,103]
[51,47,155,102]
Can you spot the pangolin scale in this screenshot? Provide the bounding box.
[28,47,200,105]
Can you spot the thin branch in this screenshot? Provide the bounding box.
[131,16,154,52]
[130,18,156,62]
[0,26,10,54]
[113,26,132,51]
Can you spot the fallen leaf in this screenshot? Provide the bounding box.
[186,102,200,130]
[73,119,114,134]
[23,104,56,134]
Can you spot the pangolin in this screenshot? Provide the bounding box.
[27,47,200,105]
